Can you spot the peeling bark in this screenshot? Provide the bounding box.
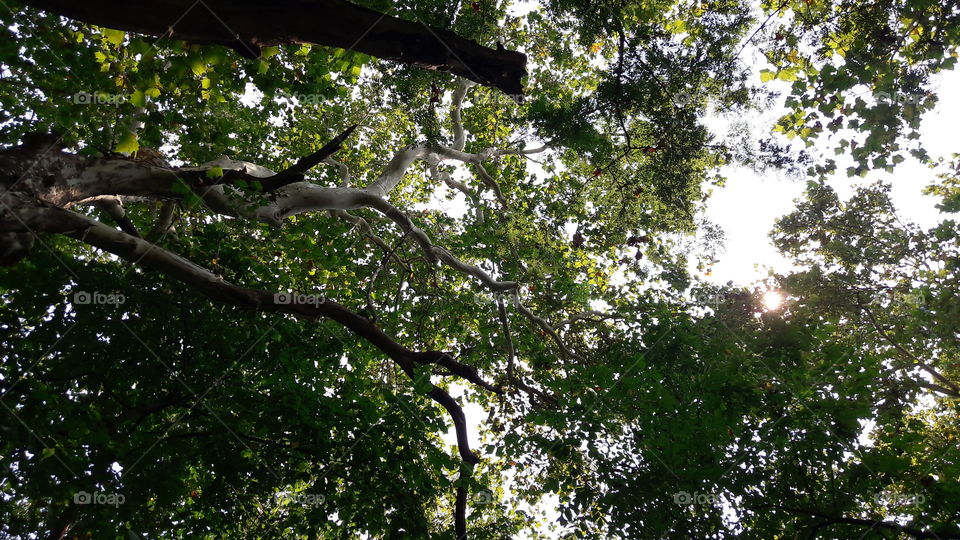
[20,0,526,94]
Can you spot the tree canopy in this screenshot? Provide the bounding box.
[1,0,958,538]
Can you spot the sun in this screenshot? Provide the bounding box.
[762,290,784,311]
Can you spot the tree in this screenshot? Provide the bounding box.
[1,0,959,538]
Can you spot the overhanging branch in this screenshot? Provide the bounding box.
[20,0,527,94]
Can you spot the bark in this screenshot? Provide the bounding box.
[93,196,141,237]
[455,474,469,540]
[20,0,526,95]
[0,134,525,292]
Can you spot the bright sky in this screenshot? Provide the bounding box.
[702,69,960,286]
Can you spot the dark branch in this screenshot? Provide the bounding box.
[9,205,490,470]
[276,125,357,177]
[259,124,358,191]
[455,473,469,539]
[19,0,527,94]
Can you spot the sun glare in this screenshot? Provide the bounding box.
[762,290,784,311]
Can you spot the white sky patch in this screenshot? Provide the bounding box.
[701,69,960,286]
[239,81,263,107]
[506,0,539,19]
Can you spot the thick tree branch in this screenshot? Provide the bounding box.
[20,0,526,94]
[450,78,476,152]
[455,473,469,540]
[1,141,518,293]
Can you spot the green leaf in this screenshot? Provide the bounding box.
[190,58,208,76]
[130,90,145,108]
[412,365,433,394]
[115,130,139,155]
[777,69,798,82]
[101,28,126,46]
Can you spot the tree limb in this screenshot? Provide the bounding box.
[19,0,527,94]
[5,205,496,469]
[92,196,141,237]
[260,124,358,191]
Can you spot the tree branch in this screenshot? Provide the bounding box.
[497,294,557,405]
[260,124,358,191]
[512,291,583,362]
[6,206,496,467]
[92,196,141,237]
[20,0,527,94]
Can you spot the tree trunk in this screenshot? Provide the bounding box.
[19,0,527,95]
